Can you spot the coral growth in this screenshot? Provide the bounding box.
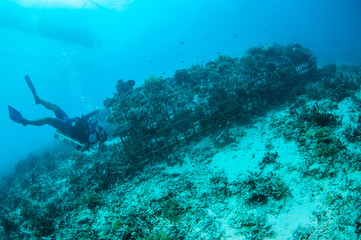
[1,44,361,239]
[104,43,317,164]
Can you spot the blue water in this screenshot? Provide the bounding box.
[0,0,360,176]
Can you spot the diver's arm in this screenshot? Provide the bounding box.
[83,110,99,120]
[71,109,99,122]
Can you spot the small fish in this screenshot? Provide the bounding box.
[233,35,238,38]
[149,60,152,63]
[179,41,184,45]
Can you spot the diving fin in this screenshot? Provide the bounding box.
[25,75,39,104]
[8,105,27,126]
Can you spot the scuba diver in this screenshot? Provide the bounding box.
[8,75,107,151]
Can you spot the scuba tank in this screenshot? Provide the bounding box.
[54,130,85,150]
[54,113,107,152]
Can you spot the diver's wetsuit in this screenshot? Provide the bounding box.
[25,98,96,142]
[25,98,74,136]
[8,75,105,148]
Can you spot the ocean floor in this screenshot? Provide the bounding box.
[2,92,361,239]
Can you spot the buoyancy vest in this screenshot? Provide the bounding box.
[69,117,98,144]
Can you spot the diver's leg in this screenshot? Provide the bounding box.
[37,98,69,119]
[25,118,71,135]
[25,118,55,126]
